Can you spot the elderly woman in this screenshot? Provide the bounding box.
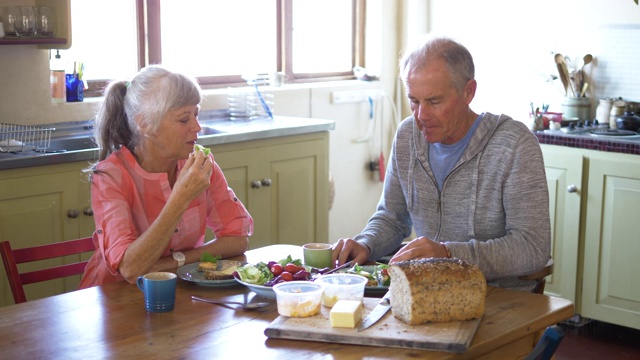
[80,65,253,288]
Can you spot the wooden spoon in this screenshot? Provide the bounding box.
[555,53,575,97]
[582,54,593,69]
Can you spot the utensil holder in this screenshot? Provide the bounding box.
[561,97,591,121]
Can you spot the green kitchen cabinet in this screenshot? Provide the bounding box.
[541,145,583,304]
[581,151,640,330]
[209,132,330,250]
[0,161,94,307]
[541,144,640,330]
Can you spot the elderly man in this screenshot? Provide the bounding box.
[332,35,550,291]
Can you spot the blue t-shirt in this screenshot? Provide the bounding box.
[429,114,483,191]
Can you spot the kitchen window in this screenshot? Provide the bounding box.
[61,0,365,97]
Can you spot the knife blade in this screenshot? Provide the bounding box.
[357,290,391,332]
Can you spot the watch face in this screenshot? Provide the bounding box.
[173,252,185,262]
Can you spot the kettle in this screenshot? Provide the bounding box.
[615,111,640,132]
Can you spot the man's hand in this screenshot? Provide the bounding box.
[389,236,448,263]
[331,238,370,267]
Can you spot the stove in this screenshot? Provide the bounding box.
[558,120,639,138]
[589,128,640,137]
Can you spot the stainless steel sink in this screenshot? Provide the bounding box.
[47,137,97,152]
[198,127,228,136]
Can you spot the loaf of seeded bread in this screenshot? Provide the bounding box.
[389,258,486,324]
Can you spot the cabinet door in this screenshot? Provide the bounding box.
[541,145,583,303]
[582,153,640,330]
[211,133,329,250]
[0,171,81,306]
[263,138,329,249]
[208,148,255,245]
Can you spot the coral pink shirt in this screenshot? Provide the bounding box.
[79,147,253,288]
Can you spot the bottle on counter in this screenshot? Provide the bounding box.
[596,98,612,125]
[609,98,626,130]
[50,50,66,103]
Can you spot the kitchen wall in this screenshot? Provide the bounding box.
[424,0,640,121]
[1,0,639,245]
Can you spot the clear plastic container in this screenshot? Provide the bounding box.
[316,274,367,308]
[272,282,324,318]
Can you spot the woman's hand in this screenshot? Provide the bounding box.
[173,150,213,202]
[389,236,448,263]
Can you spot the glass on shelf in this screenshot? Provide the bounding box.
[36,6,56,38]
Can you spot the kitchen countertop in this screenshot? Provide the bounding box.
[534,127,640,155]
[0,116,335,171]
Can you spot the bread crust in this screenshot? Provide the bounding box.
[201,260,243,280]
[389,258,486,324]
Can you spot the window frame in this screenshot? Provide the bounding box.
[84,0,365,96]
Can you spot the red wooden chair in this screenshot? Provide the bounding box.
[1,237,94,304]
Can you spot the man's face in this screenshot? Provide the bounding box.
[405,59,476,145]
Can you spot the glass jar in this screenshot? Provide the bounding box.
[595,98,612,124]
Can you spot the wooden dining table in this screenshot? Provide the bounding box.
[0,244,574,359]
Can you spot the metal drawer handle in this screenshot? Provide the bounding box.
[251,180,261,189]
[83,207,94,216]
[261,178,272,187]
[567,184,578,193]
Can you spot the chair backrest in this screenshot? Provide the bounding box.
[0,237,94,304]
[524,324,565,360]
[519,258,555,294]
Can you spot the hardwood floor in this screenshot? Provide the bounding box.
[554,319,640,359]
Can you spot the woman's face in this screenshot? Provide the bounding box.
[147,104,202,161]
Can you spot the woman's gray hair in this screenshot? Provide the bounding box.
[399,35,475,94]
[94,65,202,161]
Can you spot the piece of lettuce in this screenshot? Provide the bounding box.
[194,144,211,156]
[236,262,273,285]
[200,252,221,263]
[276,255,302,267]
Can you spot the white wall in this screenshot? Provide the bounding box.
[426,0,640,121]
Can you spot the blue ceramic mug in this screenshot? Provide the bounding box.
[136,272,177,313]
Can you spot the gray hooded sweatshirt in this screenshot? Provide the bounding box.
[357,112,551,290]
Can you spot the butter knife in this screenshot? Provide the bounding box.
[357,290,391,332]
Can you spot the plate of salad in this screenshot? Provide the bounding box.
[234,255,320,299]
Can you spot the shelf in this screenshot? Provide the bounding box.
[0,38,67,46]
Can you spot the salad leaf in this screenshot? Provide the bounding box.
[276,255,302,267]
[236,262,273,285]
[200,252,221,263]
[347,264,374,280]
[194,144,211,156]
[377,264,391,286]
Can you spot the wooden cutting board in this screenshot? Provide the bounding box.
[264,297,482,353]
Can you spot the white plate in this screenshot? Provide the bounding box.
[177,261,245,287]
[235,279,277,299]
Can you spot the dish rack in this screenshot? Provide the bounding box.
[0,123,55,153]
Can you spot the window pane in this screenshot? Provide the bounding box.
[292,0,353,73]
[160,0,277,78]
[63,0,138,80]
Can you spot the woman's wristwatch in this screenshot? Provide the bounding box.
[172,251,186,267]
